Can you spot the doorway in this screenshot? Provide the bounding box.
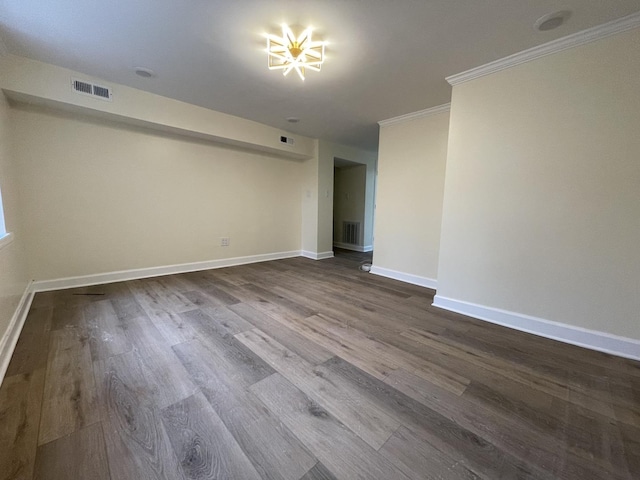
[333,157,375,253]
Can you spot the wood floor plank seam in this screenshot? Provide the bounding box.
[35,332,51,446]
[170,338,318,480]
[235,327,400,450]
[250,372,413,480]
[401,323,640,423]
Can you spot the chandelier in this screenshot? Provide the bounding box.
[266,24,326,81]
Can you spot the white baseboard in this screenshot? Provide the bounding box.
[301,251,334,260]
[0,281,35,385]
[370,265,437,290]
[432,295,640,361]
[333,242,373,253]
[32,251,301,292]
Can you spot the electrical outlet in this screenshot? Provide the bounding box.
[220,237,230,247]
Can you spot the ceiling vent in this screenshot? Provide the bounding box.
[71,77,113,101]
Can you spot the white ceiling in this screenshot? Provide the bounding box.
[1,1,639,151]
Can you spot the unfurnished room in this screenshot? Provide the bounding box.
[0,1,639,479]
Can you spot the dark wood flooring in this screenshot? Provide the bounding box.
[1,250,639,479]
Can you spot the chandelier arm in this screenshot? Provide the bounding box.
[265,24,325,80]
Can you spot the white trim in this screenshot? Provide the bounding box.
[0,232,14,251]
[370,265,437,290]
[301,250,334,261]
[432,295,640,361]
[446,11,640,85]
[32,251,301,292]
[0,281,35,386]
[333,242,373,253]
[378,103,451,127]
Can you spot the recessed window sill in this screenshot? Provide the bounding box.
[0,232,14,252]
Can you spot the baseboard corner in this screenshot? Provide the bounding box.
[369,265,437,290]
[301,250,334,260]
[0,281,35,385]
[332,242,373,253]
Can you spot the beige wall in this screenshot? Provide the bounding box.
[373,111,449,282]
[437,28,640,340]
[0,54,332,260]
[333,165,367,246]
[0,93,28,347]
[0,55,363,274]
[301,142,320,255]
[12,105,304,281]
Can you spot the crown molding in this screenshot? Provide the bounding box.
[447,11,640,86]
[378,103,451,127]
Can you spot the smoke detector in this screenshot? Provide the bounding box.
[134,67,156,78]
[535,11,571,31]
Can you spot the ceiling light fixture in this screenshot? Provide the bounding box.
[266,24,325,81]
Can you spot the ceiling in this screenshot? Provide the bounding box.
[1,1,639,151]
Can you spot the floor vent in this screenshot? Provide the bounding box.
[71,77,113,101]
[342,221,360,245]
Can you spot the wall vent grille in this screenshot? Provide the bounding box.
[92,85,111,99]
[73,79,93,94]
[71,78,113,101]
[342,221,360,245]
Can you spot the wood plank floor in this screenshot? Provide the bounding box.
[1,249,639,479]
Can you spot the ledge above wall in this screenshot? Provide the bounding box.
[0,55,316,160]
